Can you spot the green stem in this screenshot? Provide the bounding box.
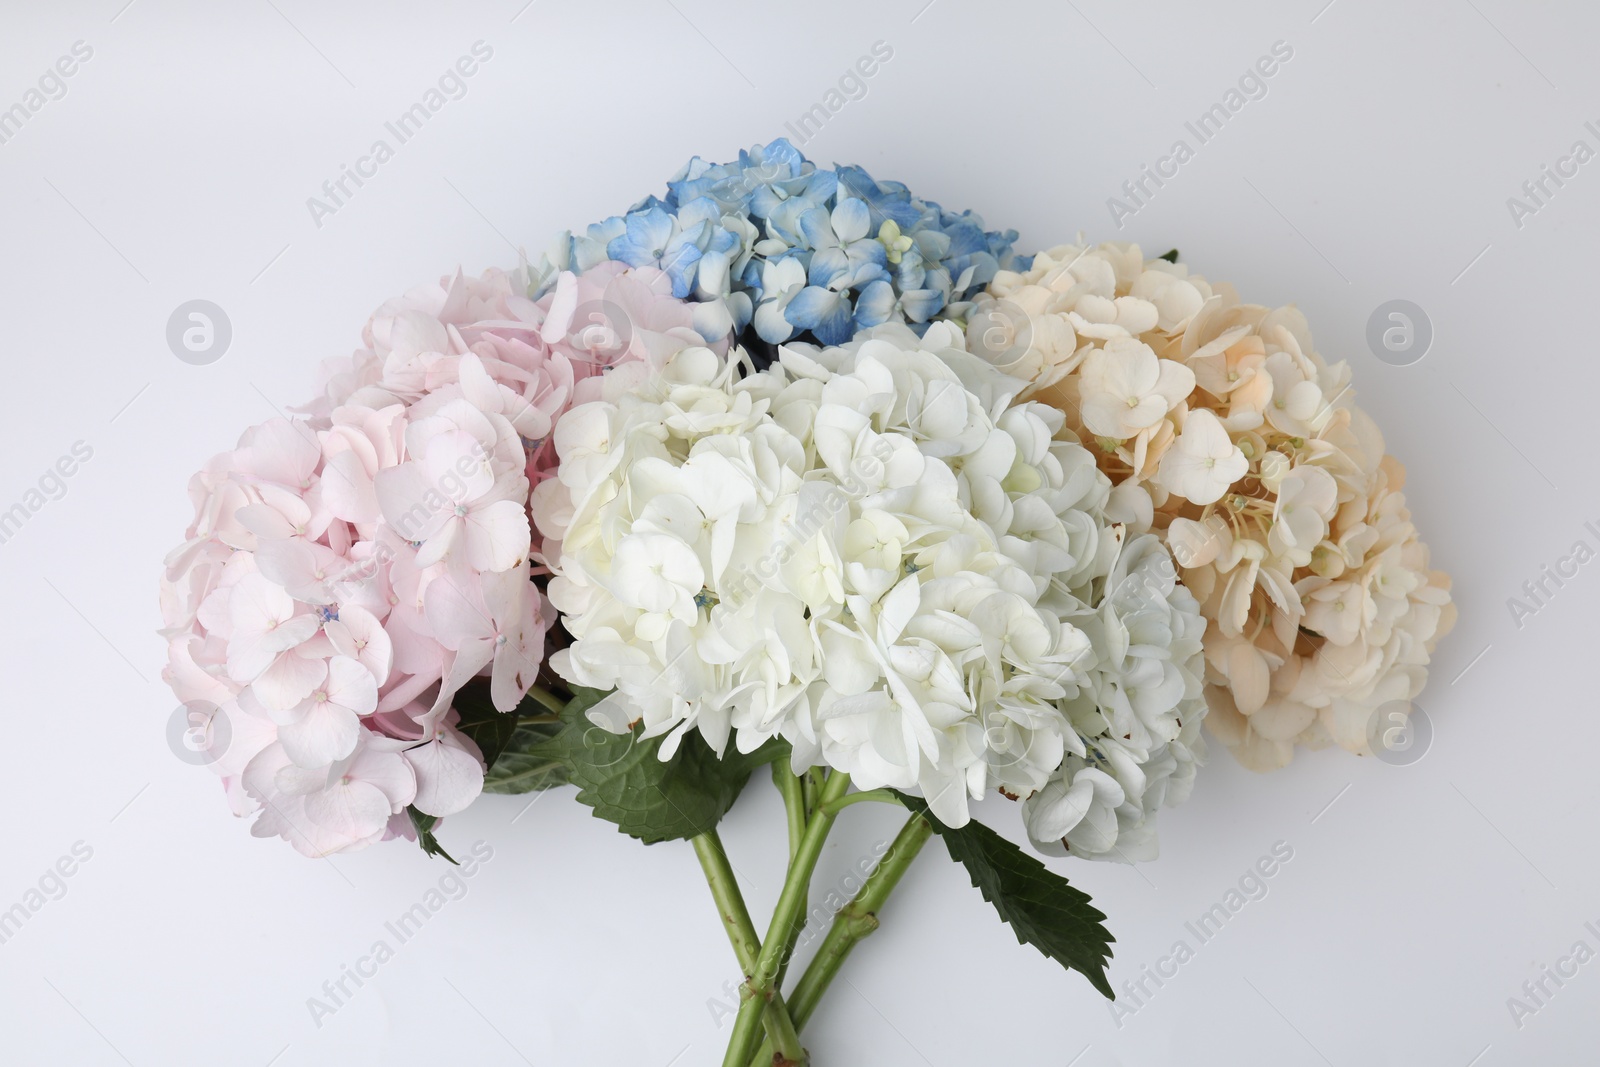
[804,768,824,817]
[775,762,806,862]
[522,683,566,716]
[799,769,816,823]
[817,788,899,817]
[745,812,934,1067]
[772,763,809,992]
[692,831,805,1065]
[722,771,851,1067]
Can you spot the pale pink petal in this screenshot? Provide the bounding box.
[405,738,484,817]
[278,700,361,766]
[324,655,379,716]
[463,499,530,571]
[302,779,393,839]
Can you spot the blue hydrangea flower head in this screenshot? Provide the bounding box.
[544,139,1030,350]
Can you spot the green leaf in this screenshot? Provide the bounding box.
[450,680,524,772]
[1158,248,1179,263]
[529,687,785,843]
[406,681,558,857]
[482,722,569,794]
[406,807,459,865]
[898,793,1114,998]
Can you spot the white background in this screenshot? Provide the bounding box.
[0,0,1593,1064]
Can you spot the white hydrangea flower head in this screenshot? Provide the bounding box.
[541,321,1208,857]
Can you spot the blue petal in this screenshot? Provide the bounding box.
[762,138,807,173]
[663,246,704,298]
[898,288,944,323]
[843,239,888,276]
[808,298,857,344]
[784,286,845,332]
[853,280,895,328]
[624,207,674,258]
[677,196,723,230]
[807,247,851,288]
[942,217,988,258]
[801,170,838,205]
[845,258,890,289]
[797,206,833,250]
[585,216,627,246]
[831,198,871,244]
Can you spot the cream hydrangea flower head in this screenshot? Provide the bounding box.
[539,322,1207,857]
[974,242,1454,770]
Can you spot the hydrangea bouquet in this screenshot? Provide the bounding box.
[161,141,1450,1064]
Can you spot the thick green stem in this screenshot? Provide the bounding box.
[692,831,805,1065]
[722,771,851,1067]
[745,812,934,1067]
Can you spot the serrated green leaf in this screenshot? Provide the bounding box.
[530,687,785,843]
[898,793,1114,998]
[406,807,459,865]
